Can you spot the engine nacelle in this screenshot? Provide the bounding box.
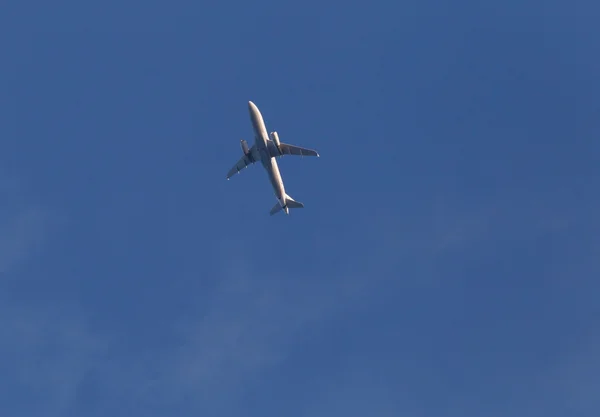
[240,139,250,155]
[269,131,282,154]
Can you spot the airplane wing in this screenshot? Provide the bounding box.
[226,152,256,179]
[267,141,320,158]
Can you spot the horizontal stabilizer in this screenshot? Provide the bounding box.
[285,194,304,209]
[269,194,304,216]
[270,202,283,216]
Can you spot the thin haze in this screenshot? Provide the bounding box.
[1,1,599,416]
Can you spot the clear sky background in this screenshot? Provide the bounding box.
[1,1,598,416]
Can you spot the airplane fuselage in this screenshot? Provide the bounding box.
[226,100,318,214]
[248,101,288,213]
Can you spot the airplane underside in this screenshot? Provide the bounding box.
[226,101,319,216]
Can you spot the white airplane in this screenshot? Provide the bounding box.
[226,101,319,215]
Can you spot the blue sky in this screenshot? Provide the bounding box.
[1,1,598,416]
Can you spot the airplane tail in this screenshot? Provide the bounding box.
[269,193,304,216]
[285,194,304,209]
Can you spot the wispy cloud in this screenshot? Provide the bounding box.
[0,182,105,417]
[86,247,376,415]
[81,201,501,416]
[1,176,386,416]
[0,206,46,275]
[0,180,48,276]
[552,335,600,417]
[0,301,107,417]
[534,244,600,417]
[2,181,597,417]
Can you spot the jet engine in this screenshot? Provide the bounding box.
[270,131,282,155]
[240,139,250,155]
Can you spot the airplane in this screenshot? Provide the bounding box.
[226,101,320,215]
